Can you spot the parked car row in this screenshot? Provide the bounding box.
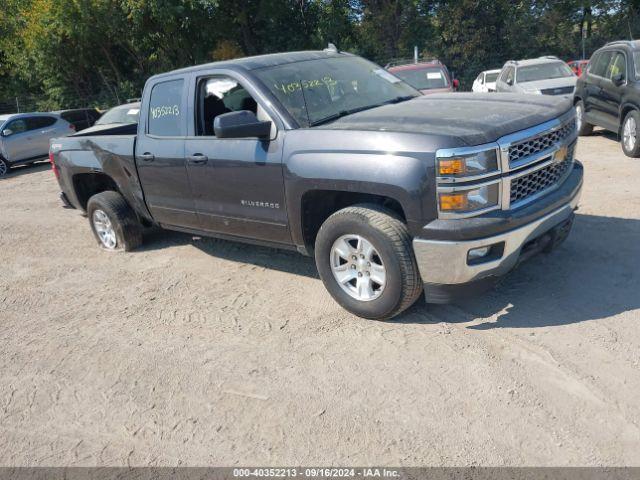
[466,41,640,158]
[0,103,140,177]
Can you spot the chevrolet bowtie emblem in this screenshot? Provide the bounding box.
[554,145,568,163]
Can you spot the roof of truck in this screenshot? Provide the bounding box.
[154,50,356,80]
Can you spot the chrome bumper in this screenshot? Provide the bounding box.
[412,188,581,285]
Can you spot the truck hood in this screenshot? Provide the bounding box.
[323,93,573,146]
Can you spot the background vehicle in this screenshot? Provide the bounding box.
[472,69,501,92]
[50,51,582,320]
[496,57,577,96]
[574,40,640,157]
[387,60,459,94]
[75,102,141,135]
[568,59,589,77]
[0,112,74,177]
[56,108,102,132]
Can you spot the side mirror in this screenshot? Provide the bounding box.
[1,129,13,137]
[213,110,271,139]
[612,73,625,86]
[506,78,514,86]
[452,79,460,90]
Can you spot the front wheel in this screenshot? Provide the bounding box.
[0,157,9,177]
[87,191,143,251]
[621,110,640,158]
[314,204,423,320]
[575,100,593,136]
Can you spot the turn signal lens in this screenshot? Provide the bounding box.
[438,158,466,175]
[439,193,469,211]
[438,183,500,215]
[437,149,499,177]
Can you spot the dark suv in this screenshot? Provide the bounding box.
[574,40,640,157]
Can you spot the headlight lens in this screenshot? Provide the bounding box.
[438,183,500,214]
[437,149,499,177]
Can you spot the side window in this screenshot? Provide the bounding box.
[505,67,515,84]
[28,116,57,129]
[197,75,260,136]
[476,73,483,83]
[606,52,626,80]
[5,118,28,134]
[148,79,185,137]
[591,51,613,77]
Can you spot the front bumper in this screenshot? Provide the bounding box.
[413,162,583,302]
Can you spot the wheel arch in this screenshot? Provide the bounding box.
[299,189,408,254]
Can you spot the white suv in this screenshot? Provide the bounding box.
[496,56,577,96]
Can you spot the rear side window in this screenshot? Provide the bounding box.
[148,79,184,136]
[635,52,640,78]
[28,116,57,129]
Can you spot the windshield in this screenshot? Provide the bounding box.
[635,52,640,77]
[516,62,574,83]
[391,66,449,90]
[96,104,140,125]
[253,56,419,127]
[485,72,499,83]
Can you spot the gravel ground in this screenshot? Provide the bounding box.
[1,130,639,466]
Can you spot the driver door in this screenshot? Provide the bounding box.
[2,118,34,162]
[184,72,290,245]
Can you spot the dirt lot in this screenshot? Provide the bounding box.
[1,130,639,466]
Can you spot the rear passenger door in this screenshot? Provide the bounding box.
[135,77,200,229]
[28,116,59,157]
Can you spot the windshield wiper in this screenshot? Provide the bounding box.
[382,95,416,105]
[310,104,381,126]
[310,97,416,127]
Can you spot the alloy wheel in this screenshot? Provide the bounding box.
[330,234,386,301]
[623,116,637,152]
[92,209,117,249]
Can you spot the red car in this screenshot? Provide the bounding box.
[568,59,589,77]
[387,60,459,95]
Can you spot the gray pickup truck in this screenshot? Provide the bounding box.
[50,50,583,320]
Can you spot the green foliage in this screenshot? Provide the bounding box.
[0,0,636,110]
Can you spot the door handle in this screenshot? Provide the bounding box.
[187,154,208,165]
[140,153,155,162]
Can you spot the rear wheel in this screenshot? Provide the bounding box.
[87,191,142,251]
[314,204,423,320]
[0,157,8,177]
[621,110,640,158]
[575,100,593,136]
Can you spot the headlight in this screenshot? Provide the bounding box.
[437,149,499,178]
[438,183,500,215]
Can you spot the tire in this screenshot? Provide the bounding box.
[621,110,640,158]
[575,100,593,136]
[314,204,423,320]
[86,191,143,252]
[0,157,9,177]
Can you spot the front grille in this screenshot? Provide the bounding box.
[510,145,575,205]
[508,119,576,165]
[541,86,574,96]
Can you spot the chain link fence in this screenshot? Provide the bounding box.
[0,90,141,115]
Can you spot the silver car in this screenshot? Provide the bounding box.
[496,56,577,96]
[0,112,75,177]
